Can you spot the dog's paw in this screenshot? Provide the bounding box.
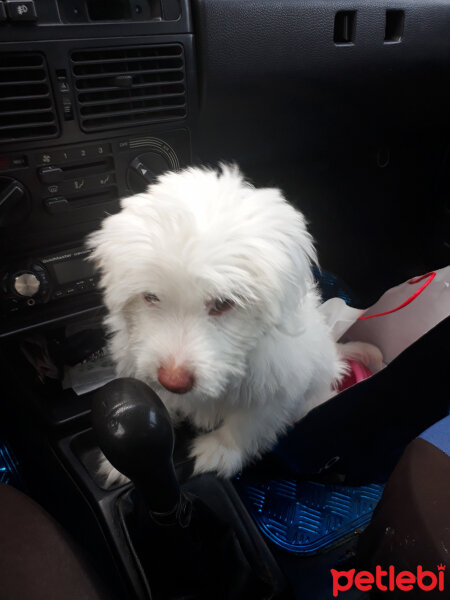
[338,341,384,373]
[97,451,130,489]
[190,430,244,478]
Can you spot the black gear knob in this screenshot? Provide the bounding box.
[92,378,181,515]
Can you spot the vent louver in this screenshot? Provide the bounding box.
[71,45,187,132]
[0,53,59,143]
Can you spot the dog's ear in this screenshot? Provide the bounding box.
[86,223,124,314]
[247,187,318,329]
[85,197,151,314]
[278,202,318,328]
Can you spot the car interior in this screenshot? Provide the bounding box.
[0,0,449,598]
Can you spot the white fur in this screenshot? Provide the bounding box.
[87,164,377,486]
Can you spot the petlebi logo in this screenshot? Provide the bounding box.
[331,564,446,597]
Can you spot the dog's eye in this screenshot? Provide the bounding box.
[143,293,159,305]
[209,298,235,316]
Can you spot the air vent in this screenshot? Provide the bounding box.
[0,53,59,143]
[71,45,187,132]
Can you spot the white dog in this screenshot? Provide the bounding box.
[88,165,381,487]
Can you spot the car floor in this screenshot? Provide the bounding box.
[271,538,368,599]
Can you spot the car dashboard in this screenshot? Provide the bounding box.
[0,0,195,338]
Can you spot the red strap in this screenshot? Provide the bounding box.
[357,272,436,321]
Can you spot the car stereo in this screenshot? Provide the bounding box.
[1,246,98,313]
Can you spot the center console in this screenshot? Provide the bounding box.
[0,0,196,337]
[0,9,209,589]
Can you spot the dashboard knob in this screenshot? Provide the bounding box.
[0,177,30,227]
[127,152,171,193]
[13,272,40,297]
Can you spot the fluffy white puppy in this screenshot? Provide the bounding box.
[88,165,380,487]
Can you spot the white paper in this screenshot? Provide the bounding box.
[62,348,117,395]
[321,266,450,364]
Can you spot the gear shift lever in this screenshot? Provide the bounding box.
[92,378,187,521]
[91,378,286,599]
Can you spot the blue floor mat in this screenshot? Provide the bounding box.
[312,266,356,306]
[235,476,384,555]
[0,442,22,489]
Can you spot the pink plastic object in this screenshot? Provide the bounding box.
[337,360,373,393]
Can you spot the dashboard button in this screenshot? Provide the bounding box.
[6,1,37,21]
[69,177,86,193]
[31,264,48,281]
[46,184,60,195]
[55,149,72,163]
[57,78,70,94]
[62,96,73,120]
[11,156,27,168]
[94,143,110,156]
[74,148,88,160]
[35,151,54,165]
[39,166,64,184]
[75,281,87,292]
[94,172,114,188]
[44,196,69,213]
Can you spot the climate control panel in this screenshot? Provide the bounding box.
[0,129,190,246]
